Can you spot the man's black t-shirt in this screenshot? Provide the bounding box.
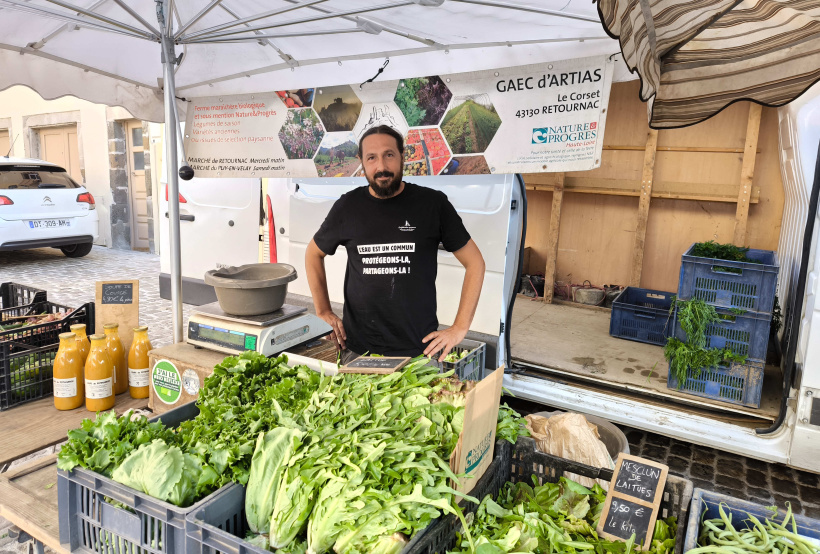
[313,182,471,356]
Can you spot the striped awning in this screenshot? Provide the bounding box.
[597,0,820,128]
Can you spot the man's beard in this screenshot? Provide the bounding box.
[366,169,402,198]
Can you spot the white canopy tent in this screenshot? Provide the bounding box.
[0,0,623,341]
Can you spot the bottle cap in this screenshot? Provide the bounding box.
[70,324,86,331]
[134,325,148,332]
[103,323,119,329]
[59,332,76,340]
[89,333,106,341]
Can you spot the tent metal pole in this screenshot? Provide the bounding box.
[170,96,188,165]
[175,0,223,38]
[182,0,329,41]
[186,1,412,40]
[161,32,184,343]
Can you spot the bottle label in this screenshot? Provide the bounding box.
[129,367,149,387]
[85,378,112,399]
[54,377,77,398]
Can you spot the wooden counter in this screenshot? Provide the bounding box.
[0,393,148,552]
[0,393,148,470]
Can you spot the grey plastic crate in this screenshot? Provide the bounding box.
[432,338,486,380]
[58,401,231,554]
[185,440,508,554]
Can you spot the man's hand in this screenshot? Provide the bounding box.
[423,325,468,362]
[318,311,347,350]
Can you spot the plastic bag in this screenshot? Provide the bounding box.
[525,412,614,489]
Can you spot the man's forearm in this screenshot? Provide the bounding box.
[305,243,333,315]
[452,261,484,331]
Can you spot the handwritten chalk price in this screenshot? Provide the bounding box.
[597,453,668,549]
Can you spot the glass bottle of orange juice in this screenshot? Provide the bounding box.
[128,326,152,399]
[53,332,85,411]
[85,334,115,412]
[104,323,128,395]
[71,324,90,364]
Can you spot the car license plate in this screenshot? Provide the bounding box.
[28,219,71,229]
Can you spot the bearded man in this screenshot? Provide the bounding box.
[305,125,485,363]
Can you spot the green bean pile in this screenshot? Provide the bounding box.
[687,503,819,554]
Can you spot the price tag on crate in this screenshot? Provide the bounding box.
[596,453,668,549]
[339,356,410,374]
[95,280,139,352]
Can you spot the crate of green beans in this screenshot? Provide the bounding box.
[684,488,820,553]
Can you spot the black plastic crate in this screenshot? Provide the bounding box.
[408,437,693,554]
[678,244,779,314]
[0,302,94,411]
[609,287,675,346]
[0,301,94,349]
[0,282,47,310]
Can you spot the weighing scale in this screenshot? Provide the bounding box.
[187,302,333,356]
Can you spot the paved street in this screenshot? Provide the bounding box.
[506,396,820,520]
[0,245,189,349]
[0,245,818,553]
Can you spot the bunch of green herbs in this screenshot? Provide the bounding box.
[449,477,677,554]
[664,298,747,387]
[691,241,758,264]
[57,352,319,505]
[496,404,529,445]
[243,357,480,553]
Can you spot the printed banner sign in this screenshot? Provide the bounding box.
[185,55,614,178]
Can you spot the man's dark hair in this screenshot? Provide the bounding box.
[358,125,404,158]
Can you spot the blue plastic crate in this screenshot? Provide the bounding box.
[667,358,765,408]
[684,489,820,552]
[678,243,779,314]
[609,287,675,346]
[672,306,771,361]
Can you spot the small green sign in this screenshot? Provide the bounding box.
[245,335,257,350]
[152,359,182,405]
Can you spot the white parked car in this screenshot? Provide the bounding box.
[0,157,98,257]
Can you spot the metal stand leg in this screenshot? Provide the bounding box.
[158,1,184,344]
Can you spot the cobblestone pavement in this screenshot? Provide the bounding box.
[626,428,820,519]
[0,245,190,348]
[0,246,183,553]
[1,246,819,551]
[508,397,820,521]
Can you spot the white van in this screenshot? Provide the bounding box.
[158,91,820,474]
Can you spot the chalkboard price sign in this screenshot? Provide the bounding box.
[596,453,668,548]
[102,283,133,304]
[613,459,663,502]
[95,280,140,355]
[602,497,654,543]
[339,356,411,374]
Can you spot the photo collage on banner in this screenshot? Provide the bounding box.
[184,55,614,178]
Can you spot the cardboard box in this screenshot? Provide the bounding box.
[449,365,504,494]
[148,343,224,415]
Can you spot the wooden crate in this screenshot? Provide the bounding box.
[148,343,225,415]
